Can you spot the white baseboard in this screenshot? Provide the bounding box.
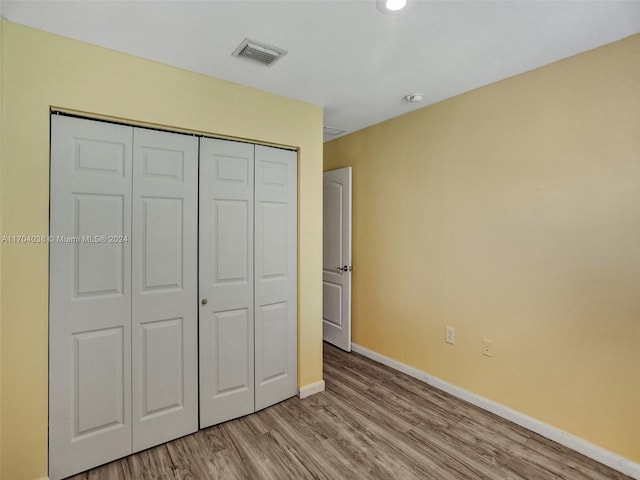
[298,380,325,399]
[351,343,640,479]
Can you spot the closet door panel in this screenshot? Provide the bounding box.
[49,115,133,480]
[199,138,255,427]
[254,145,298,411]
[132,128,198,451]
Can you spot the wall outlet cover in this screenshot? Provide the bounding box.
[446,326,455,344]
[483,339,493,356]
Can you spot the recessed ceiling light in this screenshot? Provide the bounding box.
[377,0,407,14]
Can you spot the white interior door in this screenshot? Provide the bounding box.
[254,145,298,410]
[50,115,133,480]
[322,167,352,352]
[199,138,255,427]
[131,128,198,451]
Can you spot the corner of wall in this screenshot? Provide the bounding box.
[298,380,325,399]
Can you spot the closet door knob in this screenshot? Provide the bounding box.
[201,299,208,305]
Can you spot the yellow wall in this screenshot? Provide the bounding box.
[0,21,323,480]
[325,35,640,463]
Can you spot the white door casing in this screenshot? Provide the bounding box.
[198,138,256,427]
[322,167,352,352]
[131,128,199,451]
[254,145,298,410]
[49,115,133,480]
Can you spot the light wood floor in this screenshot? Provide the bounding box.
[70,343,628,479]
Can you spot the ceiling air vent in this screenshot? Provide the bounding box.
[232,38,287,66]
[323,126,348,136]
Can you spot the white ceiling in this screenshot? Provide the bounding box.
[3,1,640,141]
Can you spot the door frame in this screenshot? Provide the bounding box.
[322,166,352,352]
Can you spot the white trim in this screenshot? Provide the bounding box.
[351,343,640,479]
[298,380,325,399]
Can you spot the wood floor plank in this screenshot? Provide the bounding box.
[68,343,630,480]
[258,403,354,480]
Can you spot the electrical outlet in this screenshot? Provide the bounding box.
[482,339,493,357]
[446,326,455,344]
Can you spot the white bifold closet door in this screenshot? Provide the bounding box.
[254,145,298,411]
[198,138,255,427]
[51,117,297,479]
[50,116,134,480]
[131,128,198,451]
[49,116,198,480]
[199,138,297,427]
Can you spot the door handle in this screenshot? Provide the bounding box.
[337,265,349,272]
[201,298,208,305]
